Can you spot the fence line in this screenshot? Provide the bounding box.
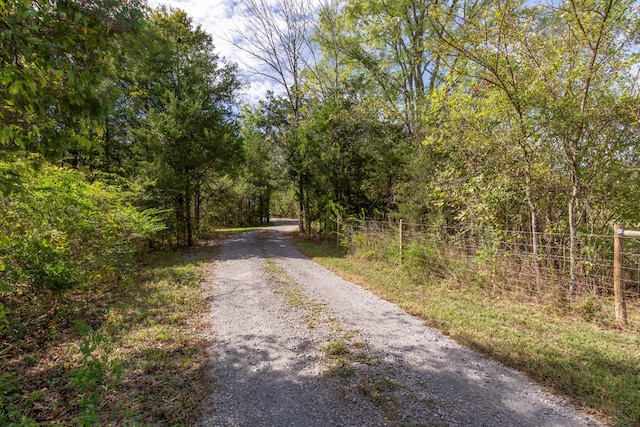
[337,219,640,329]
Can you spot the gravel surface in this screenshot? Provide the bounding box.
[200,220,603,427]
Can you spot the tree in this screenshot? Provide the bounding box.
[238,104,281,225]
[0,0,148,157]
[1,0,112,159]
[540,0,640,295]
[147,9,242,245]
[233,0,317,233]
[97,7,243,245]
[429,0,550,268]
[428,0,640,295]
[320,0,454,140]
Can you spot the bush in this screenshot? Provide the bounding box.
[0,157,165,291]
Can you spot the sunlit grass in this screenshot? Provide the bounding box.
[296,237,640,427]
[213,225,269,235]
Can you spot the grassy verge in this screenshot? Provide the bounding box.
[296,237,640,427]
[212,225,268,236]
[0,243,218,425]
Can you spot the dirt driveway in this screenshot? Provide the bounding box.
[201,220,601,427]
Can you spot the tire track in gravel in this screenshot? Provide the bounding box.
[201,220,603,427]
[201,226,389,426]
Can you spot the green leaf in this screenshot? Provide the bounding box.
[8,80,23,95]
[0,71,14,86]
[26,36,42,45]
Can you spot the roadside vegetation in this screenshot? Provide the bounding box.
[296,236,640,427]
[0,243,217,425]
[1,2,263,422]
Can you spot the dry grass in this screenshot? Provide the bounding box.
[0,242,219,425]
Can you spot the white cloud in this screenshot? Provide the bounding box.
[148,0,281,103]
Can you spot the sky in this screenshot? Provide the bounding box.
[147,0,279,104]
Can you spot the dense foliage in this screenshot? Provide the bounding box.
[3,0,639,274]
[1,1,244,423]
[0,157,164,291]
[1,1,245,248]
[239,0,640,290]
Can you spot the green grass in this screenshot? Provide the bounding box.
[0,243,218,425]
[264,258,351,336]
[265,259,306,308]
[296,237,640,427]
[322,340,350,356]
[212,224,269,236]
[356,372,400,413]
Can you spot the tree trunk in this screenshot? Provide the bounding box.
[305,181,311,235]
[175,194,185,246]
[568,173,579,298]
[194,181,201,227]
[523,159,540,287]
[298,174,305,234]
[265,191,271,224]
[185,171,193,247]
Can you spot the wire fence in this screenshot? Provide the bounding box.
[338,219,640,329]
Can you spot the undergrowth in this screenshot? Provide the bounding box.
[296,236,640,427]
[0,243,217,425]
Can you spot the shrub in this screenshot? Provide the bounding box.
[0,157,165,291]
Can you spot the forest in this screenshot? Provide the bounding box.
[2,0,640,286]
[1,0,640,423]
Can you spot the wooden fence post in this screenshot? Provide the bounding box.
[399,219,404,265]
[613,226,628,326]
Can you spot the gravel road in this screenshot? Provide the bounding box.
[201,220,602,427]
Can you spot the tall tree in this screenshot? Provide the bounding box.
[429,0,640,294]
[239,104,282,225]
[430,0,549,265]
[321,0,454,140]
[540,0,640,295]
[104,8,243,245]
[233,0,317,233]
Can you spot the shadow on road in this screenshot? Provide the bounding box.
[205,327,598,427]
[214,218,321,262]
[205,225,602,427]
